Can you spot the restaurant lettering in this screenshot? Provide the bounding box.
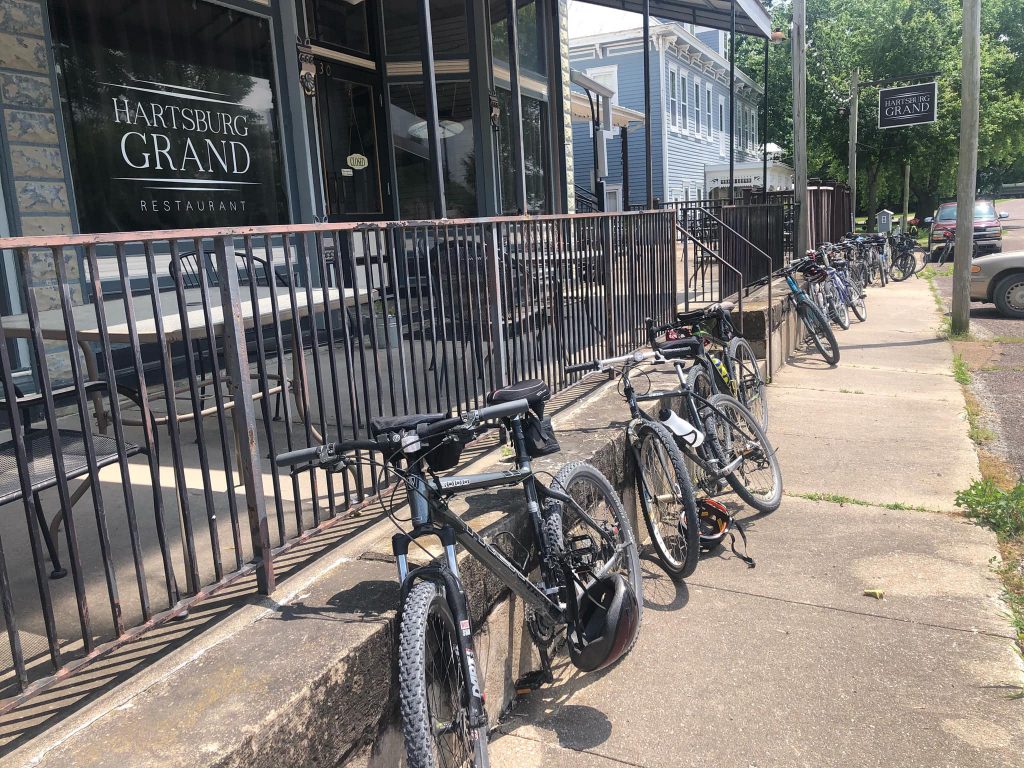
[49,0,287,232]
[878,82,938,129]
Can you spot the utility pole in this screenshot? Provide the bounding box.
[792,0,808,256]
[902,162,910,232]
[952,0,980,337]
[847,68,859,233]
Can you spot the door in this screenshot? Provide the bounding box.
[314,60,389,221]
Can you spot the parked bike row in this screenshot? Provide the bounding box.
[275,297,784,768]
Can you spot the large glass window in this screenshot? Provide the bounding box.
[306,0,370,55]
[49,0,287,231]
[668,70,678,129]
[385,0,468,59]
[496,89,549,214]
[491,0,546,76]
[389,81,477,218]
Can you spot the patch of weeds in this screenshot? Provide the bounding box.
[963,388,995,444]
[991,336,1024,344]
[952,353,972,386]
[956,479,1024,652]
[838,388,865,395]
[793,492,932,513]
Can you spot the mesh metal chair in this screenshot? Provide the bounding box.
[0,381,149,578]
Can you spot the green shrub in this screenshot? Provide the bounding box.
[955,480,1024,539]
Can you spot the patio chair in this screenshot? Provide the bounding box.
[0,381,150,579]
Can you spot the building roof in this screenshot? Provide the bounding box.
[578,0,772,38]
[570,23,762,94]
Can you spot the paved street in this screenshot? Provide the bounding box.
[999,197,1024,252]
[492,277,1023,766]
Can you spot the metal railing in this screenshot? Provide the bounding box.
[0,210,677,712]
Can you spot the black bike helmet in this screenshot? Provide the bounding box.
[567,572,640,673]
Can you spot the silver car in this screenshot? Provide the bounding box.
[970,250,1024,318]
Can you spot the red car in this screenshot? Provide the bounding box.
[926,199,1008,260]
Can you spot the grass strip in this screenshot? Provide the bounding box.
[791,492,936,513]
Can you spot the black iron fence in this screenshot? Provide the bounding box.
[0,210,676,712]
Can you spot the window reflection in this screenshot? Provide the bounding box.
[385,0,468,59]
[491,0,545,75]
[496,88,549,214]
[389,81,477,218]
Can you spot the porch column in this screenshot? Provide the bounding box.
[762,39,769,204]
[729,0,736,200]
[418,0,446,217]
[506,0,528,214]
[643,0,653,207]
[621,125,630,208]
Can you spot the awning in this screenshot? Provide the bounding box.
[568,91,646,127]
[577,0,772,38]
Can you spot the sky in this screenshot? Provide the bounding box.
[567,1,642,38]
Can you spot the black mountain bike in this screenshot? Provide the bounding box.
[646,304,769,430]
[567,351,700,579]
[277,381,642,768]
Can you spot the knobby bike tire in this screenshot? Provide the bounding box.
[399,581,488,768]
[797,300,840,366]
[634,419,701,579]
[727,336,768,430]
[706,393,784,514]
[551,461,644,660]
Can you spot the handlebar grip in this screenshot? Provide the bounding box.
[275,446,324,467]
[474,398,530,422]
[565,361,599,374]
[417,415,465,439]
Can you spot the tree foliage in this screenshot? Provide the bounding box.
[739,0,1024,220]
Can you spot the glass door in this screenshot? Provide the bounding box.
[314,60,389,220]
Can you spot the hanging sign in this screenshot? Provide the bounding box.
[347,153,369,170]
[878,82,938,129]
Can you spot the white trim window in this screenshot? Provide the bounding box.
[679,71,688,133]
[668,67,679,130]
[705,84,712,137]
[693,78,700,134]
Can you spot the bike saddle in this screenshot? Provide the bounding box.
[370,411,448,436]
[488,378,550,409]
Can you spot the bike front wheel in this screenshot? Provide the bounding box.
[399,581,488,768]
[635,420,700,579]
[797,300,840,366]
[707,394,784,514]
[727,336,768,430]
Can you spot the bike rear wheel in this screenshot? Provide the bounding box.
[635,421,700,579]
[399,581,487,768]
[707,394,783,514]
[889,252,915,282]
[727,337,768,429]
[797,300,840,365]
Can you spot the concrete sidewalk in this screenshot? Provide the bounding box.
[493,277,1024,766]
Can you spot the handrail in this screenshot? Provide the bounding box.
[675,220,744,337]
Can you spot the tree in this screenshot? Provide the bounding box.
[738,0,1024,221]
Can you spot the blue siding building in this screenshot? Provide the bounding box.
[570,22,786,207]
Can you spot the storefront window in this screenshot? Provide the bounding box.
[48,0,287,232]
[496,89,549,214]
[389,81,477,218]
[491,0,545,76]
[385,0,468,59]
[306,0,371,55]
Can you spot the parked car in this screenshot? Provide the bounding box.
[925,199,1008,260]
[970,250,1024,318]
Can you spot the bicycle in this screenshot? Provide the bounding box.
[804,252,850,331]
[886,232,920,281]
[646,303,769,430]
[277,381,642,768]
[778,258,840,366]
[823,249,867,323]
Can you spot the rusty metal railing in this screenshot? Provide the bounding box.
[0,210,676,714]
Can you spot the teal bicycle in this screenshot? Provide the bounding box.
[778,258,840,366]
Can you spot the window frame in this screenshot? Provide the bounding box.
[668,66,679,130]
[705,84,712,137]
[679,69,689,134]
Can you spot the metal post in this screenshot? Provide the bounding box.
[643,0,653,208]
[465,0,499,216]
[762,38,769,204]
[506,0,528,214]
[952,0,980,337]
[418,0,446,218]
[214,237,274,595]
[902,161,911,232]
[847,68,859,232]
[729,2,736,199]
[621,125,630,208]
[791,0,808,257]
